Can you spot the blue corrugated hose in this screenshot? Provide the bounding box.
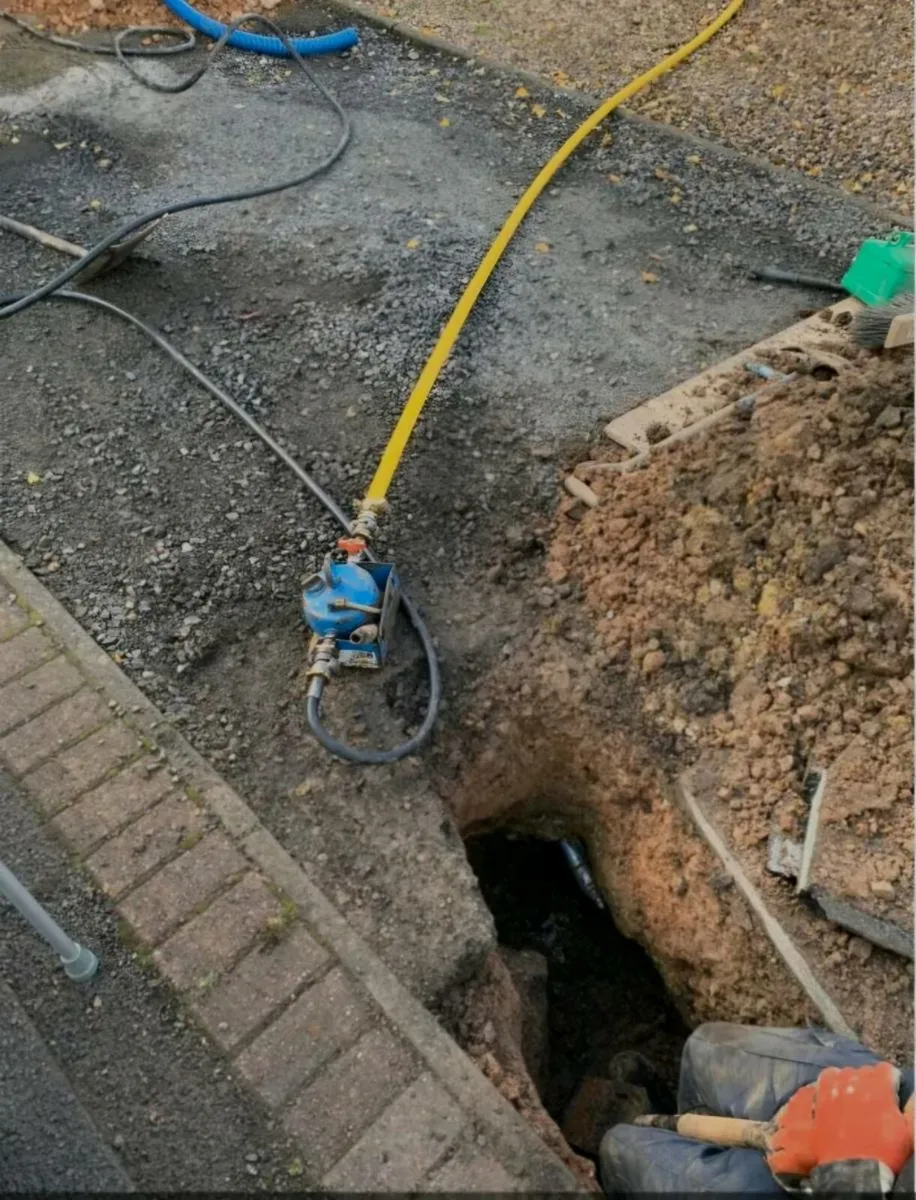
[161,0,359,56]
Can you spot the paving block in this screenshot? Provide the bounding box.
[118,830,246,945]
[428,1143,523,1192]
[0,596,30,641]
[0,690,111,775]
[0,626,54,685]
[235,966,370,1108]
[50,759,177,855]
[0,657,83,735]
[321,1072,465,1191]
[85,793,207,898]
[22,722,141,814]
[284,1025,421,1178]
[154,873,280,990]
[194,926,330,1052]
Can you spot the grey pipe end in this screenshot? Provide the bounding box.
[61,944,99,983]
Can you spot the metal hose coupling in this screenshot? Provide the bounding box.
[350,497,387,543]
[306,635,338,698]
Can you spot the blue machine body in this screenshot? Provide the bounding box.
[302,557,400,669]
[303,558,380,638]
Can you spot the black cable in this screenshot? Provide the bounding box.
[0,289,442,764]
[0,12,351,319]
[750,267,846,292]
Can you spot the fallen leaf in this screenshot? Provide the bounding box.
[641,271,659,284]
[685,153,701,166]
[860,172,874,184]
[26,472,42,485]
[287,1159,305,1178]
[530,103,546,118]
[419,24,437,34]
[653,166,669,181]
[806,165,822,177]
[438,117,450,127]
[406,237,420,249]
[535,241,551,253]
[434,92,450,103]
[669,190,682,205]
[683,223,699,233]
[514,86,530,99]
[837,80,851,95]
[53,141,69,150]
[552,69,571,87]
[89,199,102,210]
[600,132,614,148]
[771,83,786,99]
[607,173,622,184]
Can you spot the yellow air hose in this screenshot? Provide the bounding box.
[365,0,745,503]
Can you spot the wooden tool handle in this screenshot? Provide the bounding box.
[635,1113,771,1151]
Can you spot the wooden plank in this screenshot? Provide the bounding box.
[676,766,855,1037]
[604,297,862,454]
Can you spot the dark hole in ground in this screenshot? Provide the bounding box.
[466,831,689,1137]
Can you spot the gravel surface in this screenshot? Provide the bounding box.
[7,0,913,218]
[0,770,305,1192]
[353,0,914,217]
[0,10,897,1014]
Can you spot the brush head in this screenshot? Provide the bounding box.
[851,292,914,348]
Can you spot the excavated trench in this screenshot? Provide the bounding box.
[465,832,688,1137]
[438,637,830,1177]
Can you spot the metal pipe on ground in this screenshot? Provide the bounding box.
[0,859,99,981]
